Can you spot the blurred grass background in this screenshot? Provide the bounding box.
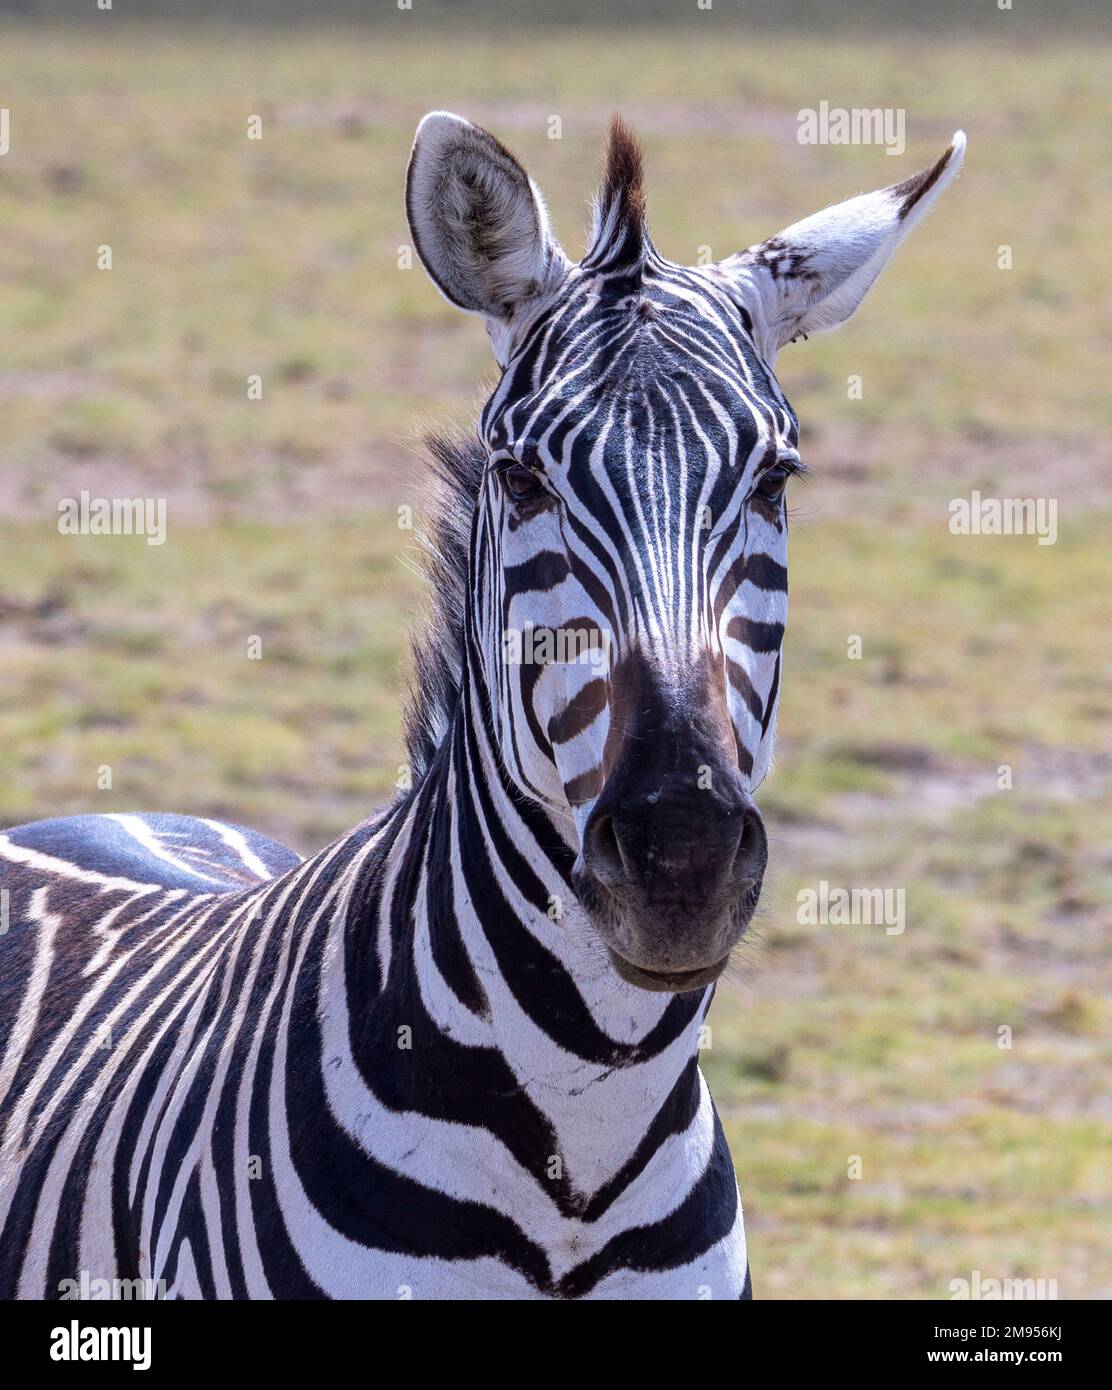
[1,2,1109,1298]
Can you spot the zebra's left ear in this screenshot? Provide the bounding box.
[406,112,569,363]
[725,132,965,359]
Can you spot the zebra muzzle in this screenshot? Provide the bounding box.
[578,779,768,990]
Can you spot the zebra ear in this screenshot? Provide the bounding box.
[406,112,568,358]
[726,132,965,358]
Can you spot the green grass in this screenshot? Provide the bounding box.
[0,520,420,843]
[1,21,1109,1298]
[1,22,1109,502]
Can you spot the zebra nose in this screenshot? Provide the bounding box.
[584,791,766,898]
[582,810,630,887]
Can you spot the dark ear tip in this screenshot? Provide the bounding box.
[891,129,966,221]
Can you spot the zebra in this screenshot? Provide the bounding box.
[0,113,963,1301]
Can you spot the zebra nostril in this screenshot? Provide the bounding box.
[731,805,768,890]
[584,812,628,887]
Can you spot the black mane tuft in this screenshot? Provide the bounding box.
[584,115,651,274]
[401,432,485,784]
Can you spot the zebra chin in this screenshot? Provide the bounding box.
[572,867,765,994]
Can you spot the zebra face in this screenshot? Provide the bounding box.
[407,112,964,991]
[475,269,789,993]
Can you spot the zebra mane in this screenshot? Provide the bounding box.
[402,431,485,784]
[584,115,651,275]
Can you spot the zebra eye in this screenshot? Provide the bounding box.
[500,462,544,503]
[753,464,791,502]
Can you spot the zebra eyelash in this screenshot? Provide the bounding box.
[709,455,807,536]
[486,455,528,477]
[770,450,808,478]
[485,448,544,479]
[487,449,554,509]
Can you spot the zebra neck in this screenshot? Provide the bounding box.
[337,670,712,1203]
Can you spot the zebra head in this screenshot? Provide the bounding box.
[406,113,964,993]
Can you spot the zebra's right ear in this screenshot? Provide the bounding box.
[405,112,568,361]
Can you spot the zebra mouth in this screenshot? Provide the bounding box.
[607,949,730,994]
